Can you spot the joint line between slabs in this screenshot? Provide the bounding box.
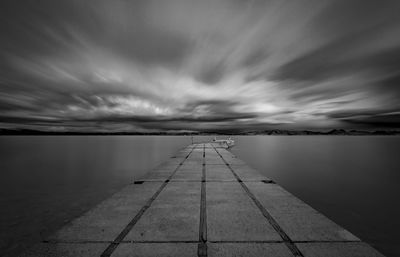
[198,144,208,257]
[100,145,196,257]
[211,146,304,257]
[43,239,362,244]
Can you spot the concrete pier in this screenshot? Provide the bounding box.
[22,143,385,257]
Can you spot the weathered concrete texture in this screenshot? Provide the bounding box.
[207,143,229,149]
[219,154,239,161]
[215,148,237,158]
[205,156,225,165]
[185,153,203,166]
[20,243,107,257]
[207,182,282,241]
[206,164,236,181]
[205,148,225,165]
[231,165,272,182]
[171,162,202,181]
[183,159,203,166]
[208,243,293,257]
[126,182,200,241]
[217,150,245,167]
[111,243,198,257]
[297,242,386,257]
[204,148,217,153]
[48,182,163,241]
[244,182,359,242]
[218,155,237,163]
[186,153,203,158]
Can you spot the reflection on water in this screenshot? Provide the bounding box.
[0,136,194,257]
[231,136,400,257]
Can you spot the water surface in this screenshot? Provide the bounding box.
[231,136,400,257]
[0,136,192,256]
[1,135,399,257]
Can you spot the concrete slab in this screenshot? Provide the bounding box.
[219,153,237,159]
[48,182,163,241]
[296,242,385,257]
[184,160,203,166]
[188,150,203,155]
[187,151,203,156]
[171,172,202,181]
[126,182,200,241]
[188,149,203,154]
[215,148,235,157]
[171,162,202,181]
[204,148,217,155]
[207,182,282,241]
[21,243,107,257]
[206,148,235,164]
[213,149,243,164]
[206,164,236,181]
[181,161,201,169]
[111,243,197,257]
[245,182,359,242]
[208,243,293,257]
[189,152,202,156]
[230,165,271,181]
[208,143,228,149]
[205,157,225,165]
[185,152,203,164]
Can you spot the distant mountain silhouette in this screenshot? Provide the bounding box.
[1,128,399,136]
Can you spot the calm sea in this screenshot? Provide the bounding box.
[231,136,400,257]
[0,136,196,256]
[0,136,399,256]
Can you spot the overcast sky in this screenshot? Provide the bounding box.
[1,0,400,132]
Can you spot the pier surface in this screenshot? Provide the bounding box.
[23,143,385,257]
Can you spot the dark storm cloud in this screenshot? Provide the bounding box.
[0,111,256,132]
[344,114,400,128]
[1,0,400,132]
[326,109,400,128]
[270,1,400,93]
[272,39,400,83]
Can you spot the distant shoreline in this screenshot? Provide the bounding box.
[1,129,400,136]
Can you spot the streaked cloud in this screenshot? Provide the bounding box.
[1,0,400,132]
